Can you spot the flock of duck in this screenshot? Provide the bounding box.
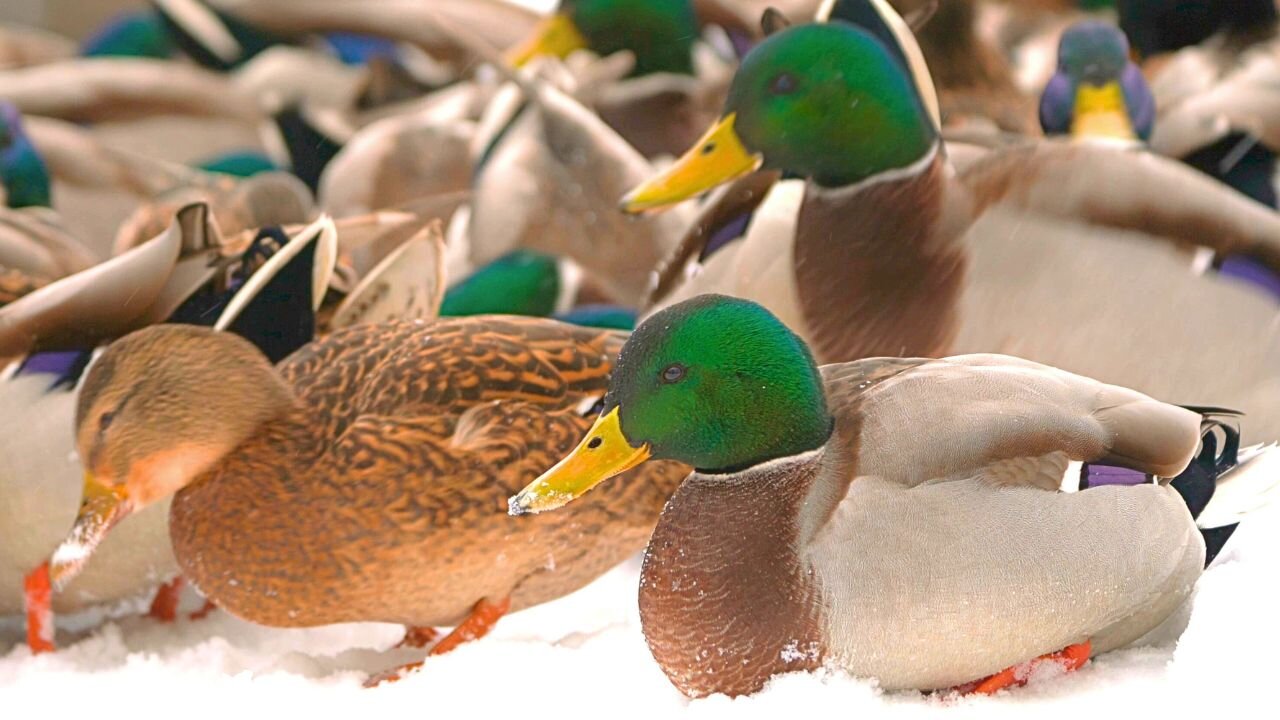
[2,0,1280,700]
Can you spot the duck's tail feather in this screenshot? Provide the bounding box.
[1195,443,1280,530]
[1169,409,1280,565]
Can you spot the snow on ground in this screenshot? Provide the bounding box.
[2,501,1279,719]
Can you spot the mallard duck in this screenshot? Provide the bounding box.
[507,0,700,78]
[439,249,634,329]
[79,9,175,60]
[502,0,744,158]
[0,101,52,210]
[1127,0,1280,209]
[623,17,1280,444]
[3,204,337,653]
[511,293,1277,697]
[1039,19,1154,144]
[38,307,686,682]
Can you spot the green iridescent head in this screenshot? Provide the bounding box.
[440,250,561,318]
[726,22,938,187]
[565,0,696,76]
[81,11,175,59]
[510,0,697,77]
[0,102,51,209]
[508,294,833,514]
[605,294,831,473]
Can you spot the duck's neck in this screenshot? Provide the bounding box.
[793,147,966,363]
[639,448,834,698]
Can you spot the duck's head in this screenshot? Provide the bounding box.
[1057,21,1132,86]
[1040,20,1151,142]
[506,0,698,77]
[440,250,563,318]
[620,21,938,213]
[48,325,293,588]
[510,294,831,515]
[0,102,51,209]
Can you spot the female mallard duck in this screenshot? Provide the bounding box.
[624,18,1280,444]
[511,294,1275,697]
[4,205,338,652]
[40,309,685,681]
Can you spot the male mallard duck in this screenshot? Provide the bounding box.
[0,101,52,210]
[39,309,686,682]
[80,9,175,60]
[624,18,1280,444]
[1040,19,1154,144]
[4,205,337,653]
[439,249,635,330]
[503,0,742,158]
[511,294,1278,697]
[507,0,700,78]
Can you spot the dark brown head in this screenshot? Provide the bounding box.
[50,325,294,588]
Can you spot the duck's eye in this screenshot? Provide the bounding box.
[769,72,797,96]
[661,364,686,384]
[98,410,115,433]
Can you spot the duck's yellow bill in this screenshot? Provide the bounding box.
[505,13,589,67]
[1071,82,1136,141]
[508,407,650,515]
[48,473,130,590]
[620,113,764,214]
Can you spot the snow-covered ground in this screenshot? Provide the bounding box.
[3,500,1279,719]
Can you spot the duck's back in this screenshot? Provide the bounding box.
[172,317,686,628]
[946,143,1280,445]
[809,356,1206,690]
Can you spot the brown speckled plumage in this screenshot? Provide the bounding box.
[81,317,686,629]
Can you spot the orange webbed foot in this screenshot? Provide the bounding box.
[364,597,512,688]
[147,576,185,622]
[957,640,1092,696]
[23,563,54,654]
[398,626,441,649]
[147,576,218,622]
